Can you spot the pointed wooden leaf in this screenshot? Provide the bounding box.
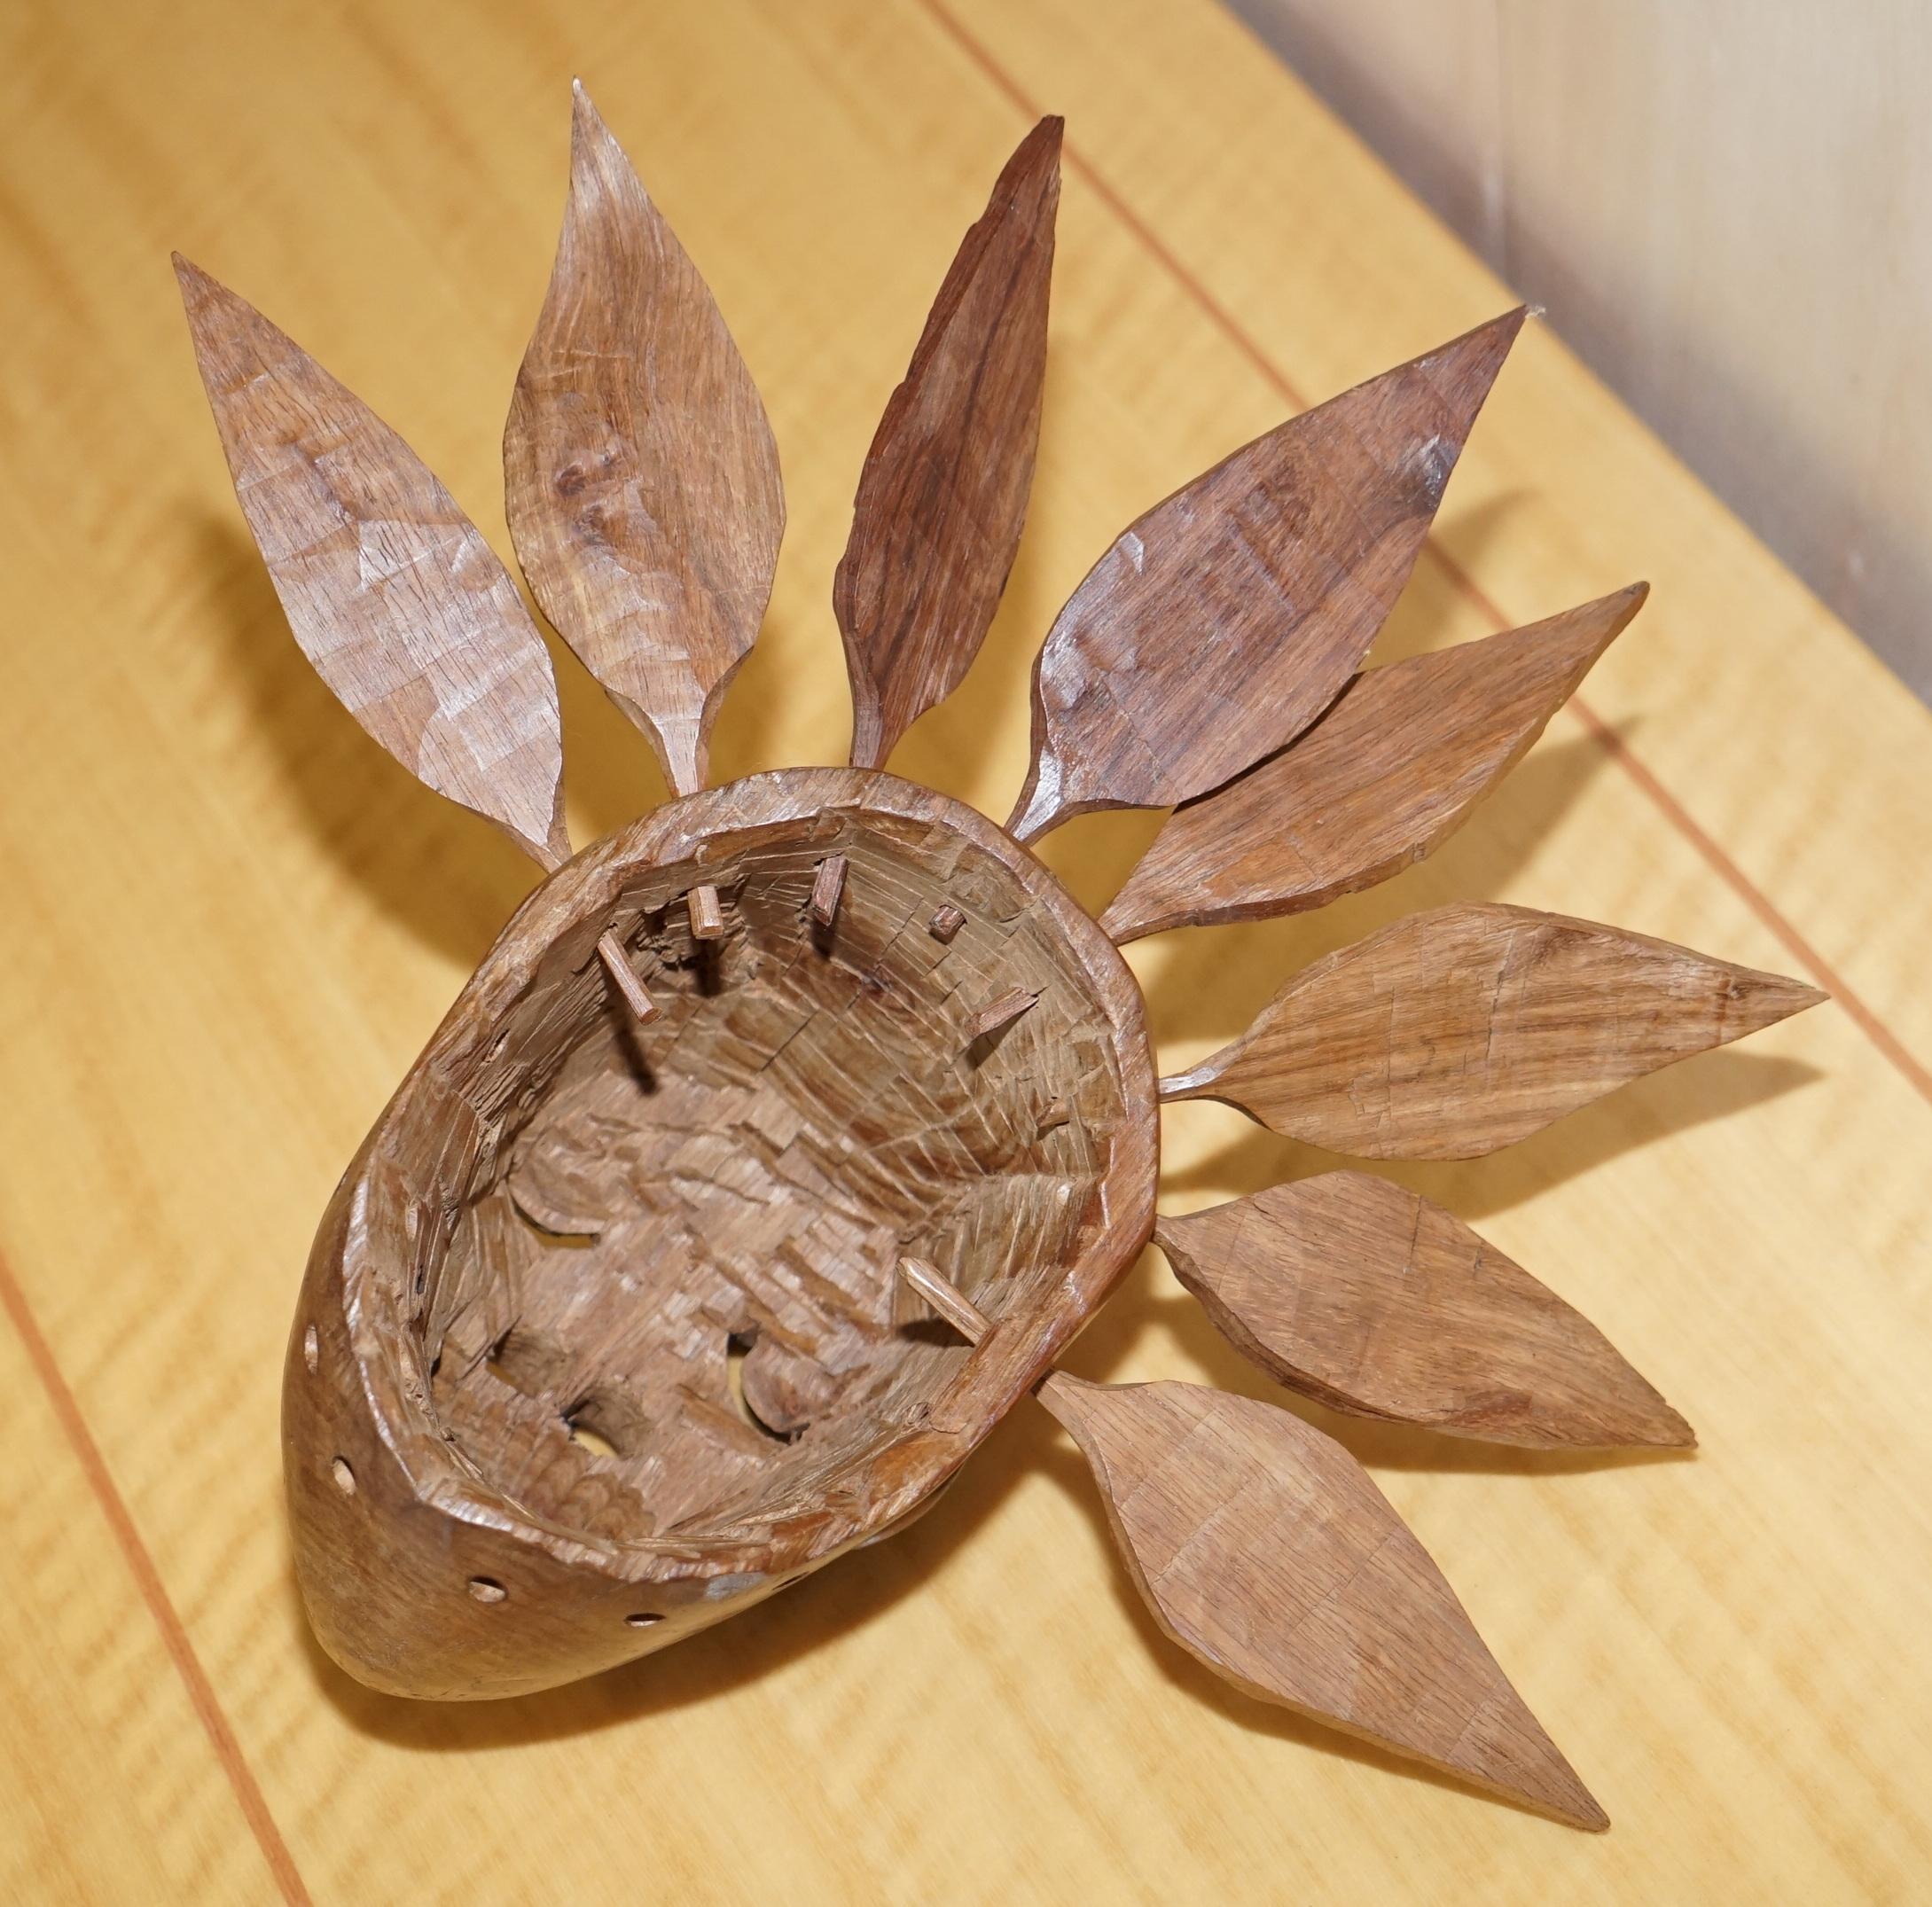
[1102,585,1645,942]
[1161,903,1825,1158]
[1007,309,1526,841]
[836,119,1061,769]
[1155,1173,1693,1447]
[1039,1373,1607,1827]
[505,81,785,797]
[176,256,568,867]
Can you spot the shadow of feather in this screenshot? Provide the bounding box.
[199,512,541,973]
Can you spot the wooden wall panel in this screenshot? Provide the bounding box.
[1229,0,1932,700]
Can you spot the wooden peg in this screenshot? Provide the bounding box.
[964,987,1036,1045]
[929,903,966,942]
[898,1256,991,1341]
[810,853,848,929]
[595,930,660,1025]
[688,884,725,941]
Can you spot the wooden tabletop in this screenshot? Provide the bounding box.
[4,0,1929,1898]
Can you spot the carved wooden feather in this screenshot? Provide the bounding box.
[1160,903,1825,1157]
[836,118,1060,769]
[1155,1173,1693,1447]
[1039,1375,1607,1827]
[1007,309,1526,841]
[505,81,784,798]
[176,255,569,868]
[1101,585,1646,942]
[897,1259,1604,1827]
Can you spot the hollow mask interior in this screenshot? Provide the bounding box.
[414,800,1131,1545]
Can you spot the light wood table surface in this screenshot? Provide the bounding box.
[4,0,1929,1899]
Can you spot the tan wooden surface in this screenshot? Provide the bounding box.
[2,0,1928,1898]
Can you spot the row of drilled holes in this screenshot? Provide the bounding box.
[304,1320,666,1630]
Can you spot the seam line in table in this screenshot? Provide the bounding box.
[914,0,1931,1112]
[0,1245,312,1906]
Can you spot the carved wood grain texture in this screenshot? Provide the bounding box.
[1036,1373,1607,1828]
[1101,584,1646,942]
[836,119,1060,770]
[1006,308,1526,840]
[505,81,784,797]
[287,768,1160,1699]
[1154,1173,1693,1447]
[1161,902,1826,1157]
[175,255,570,867]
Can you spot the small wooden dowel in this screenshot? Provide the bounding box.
[964,987,1036,1045]
[688,884,725,941]
[898,1257,990,1344]
[897,1258,1077,1413]
[596,930,660,1025]
[929,903,966,942]
[810,854,848,929]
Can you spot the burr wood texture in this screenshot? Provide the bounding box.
[1101,584,1647,942]
[505,82,784,797]
[175,255,570,867]
[1161,902,1825,1157]
[285,770,1155,1698]
[836,119,1060,770]
[1007,308,1526,840]
[1036,1374,1607,1828]
[1154,1173,1693,1447]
